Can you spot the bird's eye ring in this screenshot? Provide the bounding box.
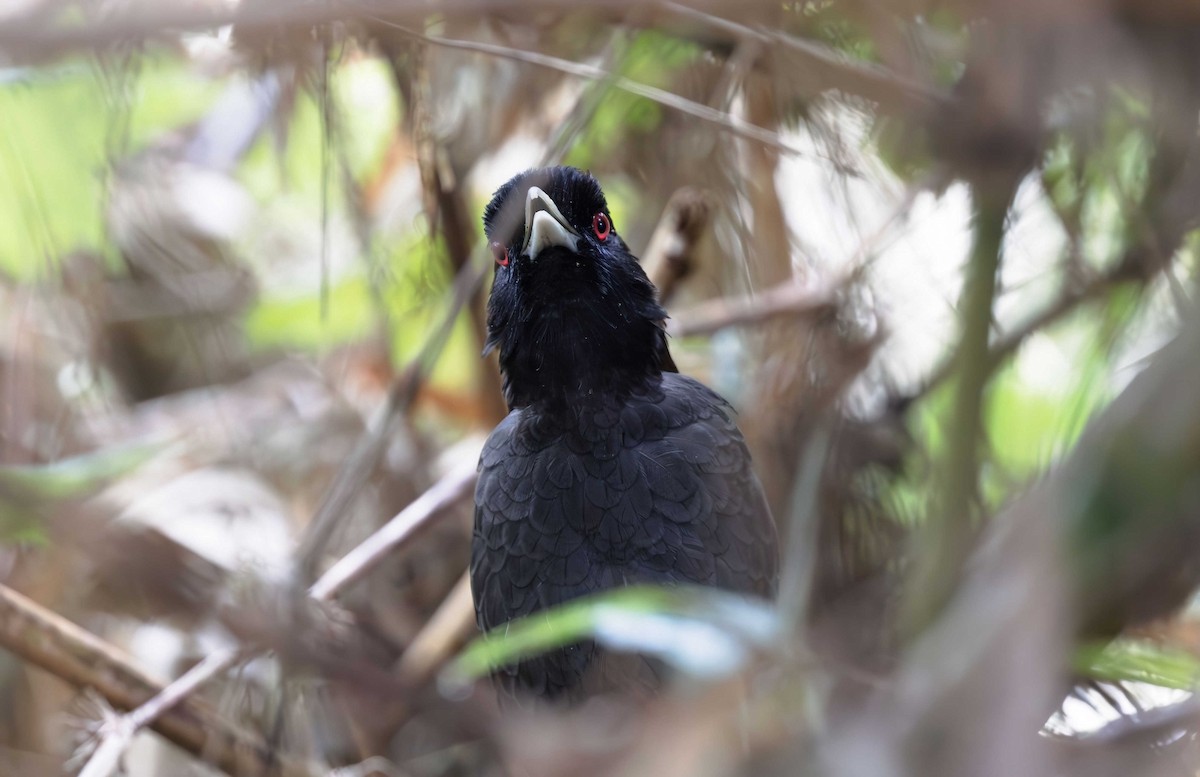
[592,212,611,241]
[490,241,509,267]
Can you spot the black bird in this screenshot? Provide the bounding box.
[471,167,778,701]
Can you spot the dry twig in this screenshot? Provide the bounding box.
[309,462,477,601]
[668,278,841,338]
[296,257,488,582]
[642,188,713,305]
[910,265,1140,405]
[70,460,478,777]
[0,584,316,777]
[659,2,951,114]
[373,20,810,157]
[393,572,477,687]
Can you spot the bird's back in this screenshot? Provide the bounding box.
[471,372,778,701]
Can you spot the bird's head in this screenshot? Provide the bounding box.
[482,167,672,409]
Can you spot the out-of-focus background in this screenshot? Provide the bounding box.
[3,1,1200,775]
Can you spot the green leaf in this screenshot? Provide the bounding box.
[0,442,164,543]
[1075,639,1200,691]
[447,585,779,686]
[0,442,163,501]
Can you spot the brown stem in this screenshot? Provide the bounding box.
[643,188,713,306]
[295,257,489,583]
[0,584,314,777]
[668,279,840,338]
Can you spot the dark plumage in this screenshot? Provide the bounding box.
[471,167,778,702]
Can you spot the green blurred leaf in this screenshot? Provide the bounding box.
[0,442,163,543]
[0,55,224,276]
[564,31,700,171]
[245,275,377,350]
[448,585,779,685]
[0,442,163,500]
[986,349,1109,483]
[1075,639,1200,691]
[243,228,479,394]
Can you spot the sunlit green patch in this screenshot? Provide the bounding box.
[1075,638,1200,691]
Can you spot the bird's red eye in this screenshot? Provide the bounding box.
[592,212,611,241]
[491,241,509,267]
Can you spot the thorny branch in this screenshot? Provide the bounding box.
[66,461,478,777]
[0,584,316,777]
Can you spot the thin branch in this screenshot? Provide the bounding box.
[296,256,488,582]
[0,584,316,777]
[0,0,538,58]
[538,34,626,166]
[78,649,250,777]
[668,278,841,338]
[393,572,477,687]
[0,0,950,126]
[911,266,1136,404]
[310,572,478,749]
[372,20,810,157]
[665,169,933,338]
[426,159,509,426]
[0,0,781,64]
[659,1,950,115]
[357,572,480,735]
[75,461,478,777]
[309,461,478,601]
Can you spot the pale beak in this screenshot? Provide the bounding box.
[521,186,580,259]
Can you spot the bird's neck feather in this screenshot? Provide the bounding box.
[497,295,668,410]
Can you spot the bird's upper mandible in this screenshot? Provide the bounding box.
[522,186,581,260]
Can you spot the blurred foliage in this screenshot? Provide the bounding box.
[238,58,397,198]
[1076,639,1200,691]
[2,2,1200,775]
[0,442,160,541]
[0,57,222,275]
[563,31,700,172]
